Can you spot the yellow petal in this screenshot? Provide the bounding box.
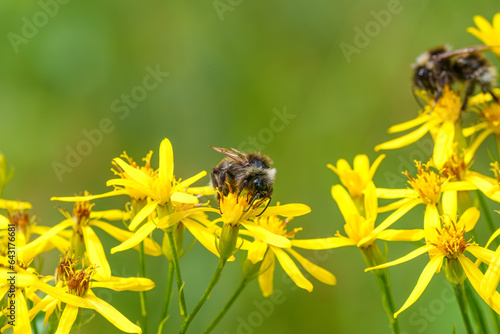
[83,226,111,280]
[474,15,494,32]
[377,229,425,242]
[156,208,206,229]
[128,201,158,231]
[291,236,356,249]
[91,220,161,256]
[242,222,292,248]
[258,250,275,297]
[424,204,440,241]
[31,280,91,308]
[387,114,432,133]
[85,294,142,333]
[458,207,480,232]
[377,198,414,213]
[465,128,493,164]
[106,179,154,198]
[467,245,495,265]
[441,180,477,192]
[111,221,156,254]
[91,209,130,221]
[247,240,268,264]
[394,254,444,318]
[376,188,414,199]
[170,191,199,204]
[18,219,73,263]
[11,289,31,334]
[272,246,313,292]
[182,218,224,259]
[175,171,207,190]
[353,154,370,176]
[51,190,128,202]
[375,122,433,151]
[365,244,434,272]
[0,215,9,229]
[441,190,457,220]
[55,305,79,334]
[364,181,378,221]
[433,122,454,169]
[462,122,488,137]
[368,154,386,180]
[359,199,421,246]
[113,158,150,187]
[287,248,336,285]
[331,185,359,221]
[92,276,155,291]
[159,138,174,182]
[259,203,311,217]
[0,199,32,210]
[481,245,500,298]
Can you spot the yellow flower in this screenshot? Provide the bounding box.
[365,199,500,318]
[366,161,471,243]
[375,86,461,168]
[240,211,336,296]
[293,181,424,250]
[467,13,500,58]
[30,254,155,334]
[463,102,500,155]
[327,154,385,199]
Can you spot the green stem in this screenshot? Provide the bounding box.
[476,190,498,248]
[138,241,148,334]
[179,258,227,334]
[361,244,400,334]
[157,262,174,334]
[453,283,474,334]
[167,229,188,318]
[464,280,488,334]
[202,280,248,334]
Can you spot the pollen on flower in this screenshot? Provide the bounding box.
[66,265,96,297]
[428,86,462,123]
[56,251,77,283]
[8,209,31,234]
[403,161,442,205]
[73,197,94,227]
[441,147,468,181]
[112,151,157,200]
[432,220,471,259]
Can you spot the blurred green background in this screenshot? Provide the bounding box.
[2,0,500,333]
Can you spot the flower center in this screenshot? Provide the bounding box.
[66,265,95,297]
[433,221,470,259]
[428,86,462,123]
[8,210,30,233]
[113,151,156,200]
[404,162,442,205]
[56,252,77,283]
[218,190,268,226]
[441,148,467,181]
[73,200,94,227]
[482,103,500,135]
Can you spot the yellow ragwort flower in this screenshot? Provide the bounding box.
[375,86,462,168]
[468,13,500,58]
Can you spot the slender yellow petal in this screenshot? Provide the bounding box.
[365,244,434,271]
[486,228,500,249]
[358,199,421,246]
[424,204,440,241]
[364,182,378,221]
[113,158,150,186]
[291,236,356,249]
[91,209,130,221]
[331,185,359,221]
[0,215,10,228]
[175,171,207,190]
[467,245,495,265]
[111,221,156,254]
[458,207,480,232]
[0,199,32,210]
[242,222,292,248]
[272,246,313,292]
[433,122,454,168]
[441,180,477,192]
[259,203,311,218]
[377,198,414,213]
[91,220,161,256]
[376,188,415,199]
[481,244,500,298]
[258,250,275,297]
[31,280,91,308]
[375,122,433,151]
[377,229,425,242]
[287,248,336,285]
[441,190,457,220]
[394,254,444,318]
[128,201,158,231]
[159,138,174,182]
[387,114,432,134]
[182,218,222,259]
[467,128,493,164]
[353,155,370,176]
[92,277,155,292]
[106,179,154,198]
[170,191,199,204]
[85,294,142,333]
[18,220,73,263]
[51,190,128,202]
[368,154,386,180]
[247,240,268,264]
[12,290,31,334]
[55,305,79,334]
[83,226,111,280]
[467,172,497,199]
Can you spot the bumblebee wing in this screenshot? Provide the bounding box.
[210,146,248,164]
[432,45,491,60]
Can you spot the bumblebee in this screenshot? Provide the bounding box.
[412,45,498,109]
[210,146,276,213]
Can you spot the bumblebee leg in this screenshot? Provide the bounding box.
[243,193,259,212]
[461,80,477,110]
[488,89,499,103]
[256,197,272,217]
